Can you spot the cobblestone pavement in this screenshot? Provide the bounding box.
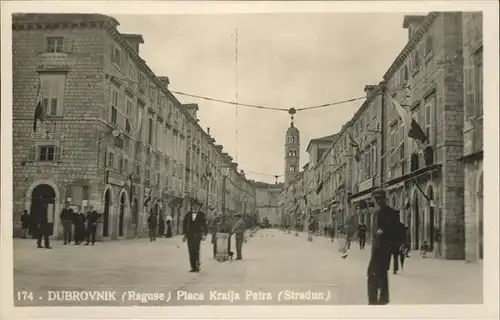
[13,229,482,306]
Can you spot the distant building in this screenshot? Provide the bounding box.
[461,12,483,262]
[253,181,284,226]
[284,121,300,185]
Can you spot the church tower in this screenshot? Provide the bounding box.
[284,120,300,185]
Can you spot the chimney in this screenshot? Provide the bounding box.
[402,15,426,41]
[207,127,210,135]
[231,163,238,170]
[158,76,170,89]
[364,85,378,99]
[121,34,144,54]
[182,103,199,120]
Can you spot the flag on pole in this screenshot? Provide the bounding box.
[144,188,152,206]
[388,94,427,143]
[347,131,361,162]
[315,174,324,194]
[33,78,45,132]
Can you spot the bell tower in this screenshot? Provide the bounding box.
[284,117,300,185]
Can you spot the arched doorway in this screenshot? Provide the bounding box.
[132,198,139,237]
[411,190,420,250]
[103,189,111,237]
[477,172,483,260]
[118,192,126,237]
[427,186,435,251]
[30,184,56,235]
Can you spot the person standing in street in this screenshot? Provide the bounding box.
[147,210,158,242]
[358,222,367,250]
[21,210,30,239]
[74,211,86,245]
[165,219,173,238]
[34,202,51,249]
[232,214,247,260]
[329,223,335,242]
[85,210,100,245]
[60,202,74,244]
[367,188,400,305]
[182,200,208,272]
[392,221,407,274]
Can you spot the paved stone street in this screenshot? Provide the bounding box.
[13,229,482,306]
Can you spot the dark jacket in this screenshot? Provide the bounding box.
[368,205,400,274]
[21,213,30,228]
[147,215,157,228]
[87,211,100,226]
[74,213,86,228]
[183,210,208,237]
[60,208,74,221]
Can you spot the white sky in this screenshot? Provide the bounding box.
[114,13,410,183]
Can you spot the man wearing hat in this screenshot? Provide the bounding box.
[367,188,400,305]
[182,199,208,272]
[232,213,247,260]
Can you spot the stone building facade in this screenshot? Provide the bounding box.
[381,12,465,259]
[278,12,480,260]
[12,13,256,240]
[461,12,483,262]
[253,181,284,226]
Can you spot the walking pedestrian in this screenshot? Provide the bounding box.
[21,210,30,239]
[182,199,208,272]
[358,222,367,250]
[85,210,100,245]
[34,202,51,249]
[329,223,335,242]
[392,221,407,274]
[232,214,247,260]
[74,211,86,245]
[366,188,400,305]
[147,211,158,242]
[60,202,74,244]
[323,225,328,238]
[165,219,173,238]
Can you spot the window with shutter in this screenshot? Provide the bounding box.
[425,35,434,57]
[46,37,63,53]
[28,146,37,162]
[110,88,118,125]
[39,74,66,116]
[107,152,115,169]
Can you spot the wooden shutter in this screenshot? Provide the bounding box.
[62,37,73,53]
[35,36,46,53]
[55,146,63,162]
[28,145,37,161]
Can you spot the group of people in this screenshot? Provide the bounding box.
[180,199,247,273]
[20,201,101,249]
[146,211,173,242]
[60,202,101,246]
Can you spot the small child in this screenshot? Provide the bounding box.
[420,241,429,258]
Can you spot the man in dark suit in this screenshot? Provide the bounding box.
[34,202,51,249]
[182,199,208,272]
[367,188,400,305]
